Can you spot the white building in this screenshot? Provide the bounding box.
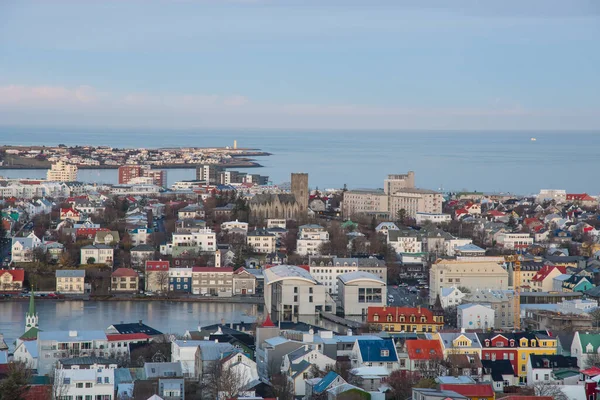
[37,330,108,375]
[55,367,115,400]
[415,212,452,225]
[537,189,567,204]
[387,231,422,254]
[266,219,286,229]
[440,287,466,308]
[172,340,204,377]
[219,352,259,399]
[264,265,336,321]
[337,271,386,316]
[221,220,249,233]
[457,304,495,330]
[297,224,329,256]
[556,299,598,315]
[309,257,387,295]
[444,238,474,257]
[47,160,78,182]
[80,244,114,266]
[11,233,42,263]
[171,229,217,252]
[375,222,399,235]
[496,233,534,250]
[247,229,277,254]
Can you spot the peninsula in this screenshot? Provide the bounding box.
[0,144,270,169]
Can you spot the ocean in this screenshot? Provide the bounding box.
[1,126,599,195]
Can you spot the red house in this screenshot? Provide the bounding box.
[477,333,519,375]
[60,208,81,221]
[76,227,110,239]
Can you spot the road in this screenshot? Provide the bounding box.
[386,285,428,307]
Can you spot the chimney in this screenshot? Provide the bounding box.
[461,328,465,333]
[214,339,218,343]
[417,305,421,313]
[230,322,233,329]
[69,330,78,337]
[347,329,352,337]
[139,320,143,325]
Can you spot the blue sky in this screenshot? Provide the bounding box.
[0,0,599,130]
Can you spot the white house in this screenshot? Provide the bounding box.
[415,212,452,225]
[297,224,329,256]
[218,352,258,400]
[80,244,114,266]
[11,233,42,263]
[171,340,204,377]
[496,233,534,250]
[13,340,38,370]
[221,220,249,233]
[375,222,399,235]
[171,228,217,251]
[387,231,422,254]
[350,339,399,370]
[247,229,277,254]
[526,354,578,385]
[281,345,335,374]
[457,303,495,330]
[55,366,115,400]
[571,332,600,368]
[440,287,466,308]
[337,271,386,316]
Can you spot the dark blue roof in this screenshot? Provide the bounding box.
[357,339,398,362]
[313,371,340,394]
[111,322,163,336]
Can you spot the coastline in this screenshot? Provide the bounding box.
[1,296,265,304]
[0,161,265,170]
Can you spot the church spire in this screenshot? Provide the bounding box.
[25,289,38,331]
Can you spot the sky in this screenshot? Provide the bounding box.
[0,0,599,130]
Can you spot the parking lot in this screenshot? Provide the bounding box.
[386,284,428,307]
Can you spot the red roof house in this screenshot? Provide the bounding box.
[145,260,169,271]
[439,384,494,399]
[406,339,443,360]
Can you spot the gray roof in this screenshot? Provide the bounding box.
[197,341,235,361]
[337,271,385,285]
[39,330,106,342]
[144,362,183,378]
[286,346,311,362]
[60,356,117,366]
[56,269,86,278]
[265,265,317,284]
[247,229,275,237]
[131,244,155,252]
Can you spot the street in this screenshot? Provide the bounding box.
[386,284,428,307]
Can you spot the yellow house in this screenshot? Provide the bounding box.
[432,332,482,358]
[516,334,557,382]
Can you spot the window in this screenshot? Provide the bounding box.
[309,296,313,303]
[76,383,84,388]
[104,377,109,383]
[381,350,389,357]
[85,383,92,388]
[63,378,71,384]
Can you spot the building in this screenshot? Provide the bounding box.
[191,267,234,296]
[434,332,482,358]
[264,264,335,321]
[111,268,139,293]
[297,224,329,256]
[118,165,166,187]
[55,364,115,400]
[525,309,592,332]
[145,260,170,292]
[196,164,225,184]
[384,171,415,194]
[337,271,386,316]
[221,219,249,233]
[416,212,452,225]
[56,270,86,294]
[366,306,444,333]
[342,189,388,217]
[438,384,495,400]
[0,269,24,291]
[412,388,468,400]
[405,339,445,377]
[94,230,120,245]
[247,229,277,254]
[232,267,256,295]
[465,290,515,329]
[130,244,156,267]
[308,256,388,295]
[477,332,557,383]
[37,330,108,375]
[169,268,193,293]
[388,188,444,219]
[496,233,534,250]
[249,193,302,222]
[457,304,495,330]
[429,260,509,305]
[571,332,600,368]
[531,265,567,292]
[11,232,42,263]
[440,287,466,308]
[351,338,400,370]
[47,160,78,182]
[80,244,114,266]
[537,189,567,203]
[526,354,578,385]
[290,172,309,212]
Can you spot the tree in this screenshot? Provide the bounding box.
[204,359,246,400]
[507,215,517,231]
[530,382,568,400]
[387,370,421,400]
[86,257,96,264]
[585,352,600,369]
[443,305,458,328]
[51,368,70,400]
[0,361,32,400]
[154,270,170,293]
[396,209,407,224]
[590,308,600,329]
[270,373,294,400]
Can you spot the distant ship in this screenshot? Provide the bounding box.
[531,137,537,141]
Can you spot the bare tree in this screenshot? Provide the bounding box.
[584,352,600,369]
[50,368,70,400]
[0,360,32,400]
[530,382,568,400]
[154,270,170,293]
[204,358,247,400]
[270,373,294,400]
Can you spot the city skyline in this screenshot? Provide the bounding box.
[0,0,599,130]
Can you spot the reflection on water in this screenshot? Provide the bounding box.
[0,301,262,349]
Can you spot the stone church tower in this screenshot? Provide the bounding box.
[291,173,309,211]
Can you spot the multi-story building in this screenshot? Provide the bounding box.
[55,360,116,400]
[0,269,24,291]
[221,219,249,233]
[387,230,422,254]
[264,265,336,320]
[496,233,534,250]
[233,267,256,295]
[118,165,167,187]
[415,212,452,225]
[431,332,483,358]
[429,260,509,305]
[80,244,114,266]
[111,268,139,293]
[11,233,42,263]
[477,332,557,383]
[37,330,108,375]
[366,306,444,333]
[297,224,329,256]
[196,164,225,184]
[384,171,415,194]
[465,290,515,329]
[247,229,277,254]
[56,270,86,294]
[457,304,495,330]
[337,271,386,316]
[170,229,216,252]
[308,256,387,295]
[169,268,193,293]
[342,189,388,217]
[47,160,78,182]
[388,188,444,219]
[145,260,170,292]
[266,219,286,229]
[191,267,233,296]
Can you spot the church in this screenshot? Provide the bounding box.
[249,172,309,223]
[13,291,41,370]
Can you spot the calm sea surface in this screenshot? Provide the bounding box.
[1,126,599,195]
[0,300,261,349]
